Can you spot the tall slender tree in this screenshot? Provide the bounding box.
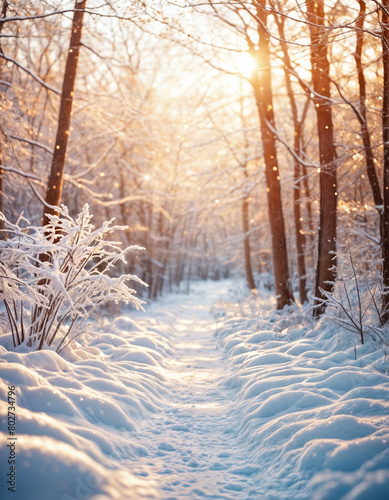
[0,0,8,239]
[241,161,256,291]
[42,0,87,226]
[249,0,294,307]
[354,1,383,224]
[272,4,309,304]
[193,0,294,307]
[306,0,337,317]
[381,0,389,322]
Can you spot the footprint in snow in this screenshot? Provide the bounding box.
[223,483,244,492]
[170,424,190,432]
[158,442,176,451]
[158,468,174,475]
[209,461,229,470]
[231,465,260,476]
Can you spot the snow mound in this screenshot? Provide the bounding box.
[214,294,389,500]
[1,279,388,499]
[0,315,170,499]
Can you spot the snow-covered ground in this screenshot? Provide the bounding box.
[0,279,388,499]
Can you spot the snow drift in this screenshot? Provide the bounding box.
[214,286,389,499]
[0,279,388,499]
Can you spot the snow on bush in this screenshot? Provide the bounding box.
[319,249,387,347]
[0,205,146,353]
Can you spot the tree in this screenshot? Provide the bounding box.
[42,0,87,226]
[354,0,383,235]
[306,0,337,317]
[272,2,309,304]
[380,0,389,322]
[193,0,294,306]
[249,0,294,307]
[241,161,257,291]
[0,0,8,239]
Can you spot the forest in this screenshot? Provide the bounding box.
[0,0,387,314]
[0,1,389,500]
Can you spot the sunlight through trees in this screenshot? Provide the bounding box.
[1,0,389,320]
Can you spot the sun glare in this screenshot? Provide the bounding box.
[234,51,257,77]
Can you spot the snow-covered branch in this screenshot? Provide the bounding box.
[0,205,147,353]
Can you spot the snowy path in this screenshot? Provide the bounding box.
[128,285,257,499]
[1,279,388,500]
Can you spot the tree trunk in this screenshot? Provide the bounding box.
[274,11,308,304]
[381,0,389,322]
[306,0,337,317]
[301,162,314,239]
[118,162,133,248]
[355,1,383,238]
[293,159,308,304]
[42,0,87,226]
[146,203,154,299]
[242,194,256,291]
[0,155,4,239]
[250,0,294,308]
[0,0,8,239]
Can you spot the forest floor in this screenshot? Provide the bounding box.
[0,280,389,500]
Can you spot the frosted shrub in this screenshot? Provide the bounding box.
[320,250,386,346]
[0,205,146,353]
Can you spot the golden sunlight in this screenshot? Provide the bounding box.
[234,51,257,77]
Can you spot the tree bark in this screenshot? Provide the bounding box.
[250,0,294,308]
[355,0,383,238]
[293,154,308,304]
[274,10,308,304]
[381,0,389,322]
[42,0,86,226]
[0,154,4,239]
[0,0,8,239]
[306,0,337,317]
[242,193,256,291]
[301,162,314,239]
